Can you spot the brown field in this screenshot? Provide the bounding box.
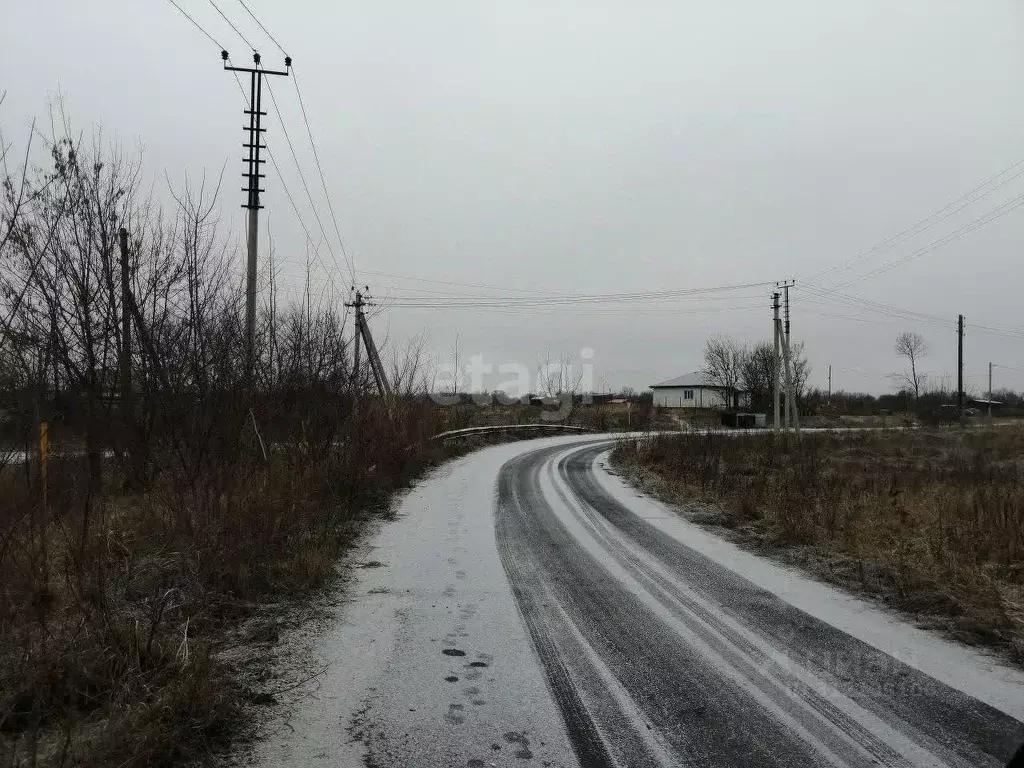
[612,427,1024,659]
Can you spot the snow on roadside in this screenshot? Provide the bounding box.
[592,447,1024,721]
[246,434,606,768]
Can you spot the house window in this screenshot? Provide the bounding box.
[683,389,694,400]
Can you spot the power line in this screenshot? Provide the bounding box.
[291,68,357,283]
[800,286,954,328]
[386,298,767,309]
[803,284,1024,343]
[234,0,288,55]
[263,77,355,289]
[207,0,255,50]
[972,323,1024,341]
[383,281,774,307]
[164,0,224,49]
[832,192,1024,290]
[804,156,1024,287]
[381,289,769,303]
[381,303,766,316]
[357,268,568,295]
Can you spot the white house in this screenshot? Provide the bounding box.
[650,371,750,410]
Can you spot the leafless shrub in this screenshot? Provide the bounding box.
[0,115,459,766]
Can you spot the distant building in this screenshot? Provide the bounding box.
[650,371,750,410]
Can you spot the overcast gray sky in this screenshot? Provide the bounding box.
[4,0,1024,395]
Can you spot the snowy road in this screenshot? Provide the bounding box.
[254,435,1024,768]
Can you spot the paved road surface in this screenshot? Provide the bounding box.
[253,436,1024,768]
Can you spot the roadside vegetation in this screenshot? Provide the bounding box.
[0,118,539,766]
[613,428,1024,660]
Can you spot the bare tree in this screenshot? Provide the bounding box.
[741,341,775,411]
[536,349,584,399]
[702,334,748,407]
[536,350,586,421]
[390,333,431,396]
[741,339,809,410]
[790,340,811,401]
[891,331,928,400]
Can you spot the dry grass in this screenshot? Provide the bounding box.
[0,400,483,767]
[612,427,1024,658]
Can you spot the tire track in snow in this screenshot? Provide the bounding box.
[495,440,1024,767]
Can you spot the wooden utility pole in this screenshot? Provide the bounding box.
[828,364,832,402]
[957,314,964,424]
[772,292,781,432]
[223,51,291,384]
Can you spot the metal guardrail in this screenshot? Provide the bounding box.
[429,424,594,442]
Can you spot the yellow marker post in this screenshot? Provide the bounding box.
[39,421,49,512]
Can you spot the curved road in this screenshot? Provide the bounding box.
[253,436,1024,768]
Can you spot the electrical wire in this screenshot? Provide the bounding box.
[378,303,766,316]
[804,156,1024,287]
[164,0,224,49]
[831,192,1024,290]
[291,68,357,283]
[382,281,775,308]
[379,289,769,303]
[800,308,933,328]
[800,286,955,329]
[357,268,569,295]
[263,77,355,289]
[207,0,255,50]
[801,284,1024,344]
[972,323,1024,341]
[234,0,288,55]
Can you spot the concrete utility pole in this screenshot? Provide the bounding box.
[777,280,799,433]
[780,327,800,435]
[772,292,781,432]
[223,51,291,384]
[346,289,392,397]
[957,314,965,424]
